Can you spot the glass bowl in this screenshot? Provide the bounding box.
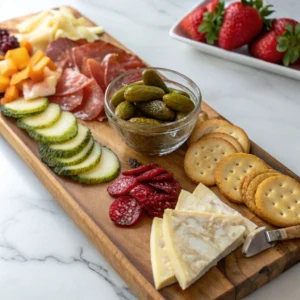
[104,67,202,156]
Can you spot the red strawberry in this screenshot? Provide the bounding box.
[249,18,300,66]
[180,1,220,42]
[199,0,274,49]
[180,6,208,42]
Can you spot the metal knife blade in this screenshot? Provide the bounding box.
[242,226,276,257]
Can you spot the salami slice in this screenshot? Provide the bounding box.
[109,196,142,227]
[150,173,174,181]
[49,90,83,111]
[107,176,139,197]
[149,179,181,196]
[122,163,156,176]
[72,59,105,121]
[45,38,77,62]
[129,184,156,205]
[120,55,145,70]
[84,58,106,92]
[144,205,164,218]
[55,68,93,96]
[102,53,125,88]
[136,168,166,182]
[146,194,177,209]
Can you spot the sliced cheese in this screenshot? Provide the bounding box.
[163,209,246,290]
[150,218,177,290]
[176,184,257,234]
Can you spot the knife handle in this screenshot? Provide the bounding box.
[266,225,300,242]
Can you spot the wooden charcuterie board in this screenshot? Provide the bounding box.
[0,7,299,300]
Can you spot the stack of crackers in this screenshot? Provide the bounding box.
[184,118,300,227]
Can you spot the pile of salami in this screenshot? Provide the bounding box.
[107,163,182,227]
[46,38,145,121]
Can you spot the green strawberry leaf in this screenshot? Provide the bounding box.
[198,0,225,44]
[295,24,300,35]
[283,52,290,66]
[277,43,289,53]
[285,23,294,35]
[290,49,299,63]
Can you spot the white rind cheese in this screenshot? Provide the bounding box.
[163,210,246,290]
[176,184,257,234]
[150,218,177,290]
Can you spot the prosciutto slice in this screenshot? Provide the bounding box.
[55,68,93,96]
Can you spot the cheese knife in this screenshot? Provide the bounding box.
[242,225,300,257]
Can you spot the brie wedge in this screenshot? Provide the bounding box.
[176,184,257,234]
[150,218,177,290]
[163,210,246,290]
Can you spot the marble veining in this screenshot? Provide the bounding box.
[0,0,299,299]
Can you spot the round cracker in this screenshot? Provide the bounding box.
[255,175,300,227]
[188,119,229,145]
[244,173,279,214]
[215,153,268,203]
[240,169,278,200]
[202,132,244,153]
[184,137,237,186]
[214,124,250,153]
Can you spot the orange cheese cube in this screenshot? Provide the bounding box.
[0,75,10,93]
[5,47,30,70]
[20,40,33,55]
[29,56,52,82]
[10,67,30,85]
[3,85,19,103]
[29,50,45,67]
[0,58,17,77]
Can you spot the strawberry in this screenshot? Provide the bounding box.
[180,1,220,42]
[249,19,300,66]
[180,6,208,42]
[199,0,274,49]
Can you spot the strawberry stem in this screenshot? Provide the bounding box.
[198,0,225,45]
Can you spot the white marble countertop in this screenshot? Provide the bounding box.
[0,0,299,299]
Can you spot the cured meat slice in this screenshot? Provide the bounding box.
[122,163,156,176]
[46,38,77,69]
[83,58,106,93]
[136,168,166,182]
[72,41,123,70]
[72,59,105,121]
[109,196,142,227]
[49,90,83,111]
[46,38,77,61]
[120,55,145,70]
[55,68,93,96]
[149,179,182,196]
[122,72,143,85]
[73,80,104,120]
[107,176,139,197]
[129,184,156,205]
[102,53,126,87]
[150,173,174,181]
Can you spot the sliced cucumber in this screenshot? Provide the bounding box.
[72,147,120,184]
[52,142,102,176]
[38,124,91,158]
[42,137,94,168]
[29,112,77,144]
[0,97,48,118]
[17,103,61,130]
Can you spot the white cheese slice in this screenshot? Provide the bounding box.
[150,218,177,290]
[163,209,246,290]
[176,184,257,235]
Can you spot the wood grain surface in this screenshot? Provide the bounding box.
[0,7,299,300]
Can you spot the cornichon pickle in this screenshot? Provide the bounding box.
[162,93,195,113]
[136,100,176,121]
[124,85,165,102]
[129,117,163,125]
[111,81,144,107]
[142,69,169,93]
[168,88,190,98]
[176,112,189,120]
[115,101,136,120]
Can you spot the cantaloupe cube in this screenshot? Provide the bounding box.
[5,47,30,70]
[10,67,30,85]
[3,85,19,103]
[20,40,33,55]
[0,58,17,77]
[0,75,10,93]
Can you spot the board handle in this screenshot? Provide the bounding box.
[265,225,300,242]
